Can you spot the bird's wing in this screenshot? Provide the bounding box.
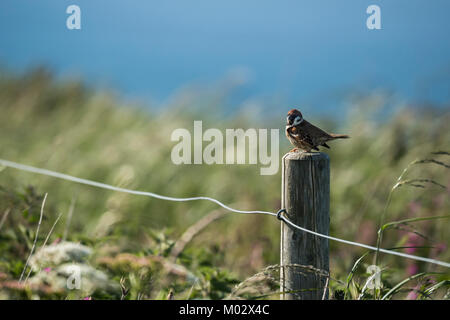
[291,125,315,148]
[300,121,332,145]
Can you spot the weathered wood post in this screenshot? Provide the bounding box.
[280,152,330,300]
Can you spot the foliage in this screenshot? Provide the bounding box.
[0,68,449,299]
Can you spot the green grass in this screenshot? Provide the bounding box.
[0,67,449,299]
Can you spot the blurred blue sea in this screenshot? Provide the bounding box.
[0,0,449,115]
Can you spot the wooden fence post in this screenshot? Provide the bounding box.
[280,152,330,300]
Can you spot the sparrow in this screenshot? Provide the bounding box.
[286,109,349,152]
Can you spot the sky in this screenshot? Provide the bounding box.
[0,1,449,113]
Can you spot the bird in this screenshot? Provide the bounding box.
[285,109,349,152]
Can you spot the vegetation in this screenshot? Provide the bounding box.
[0,68,449,299]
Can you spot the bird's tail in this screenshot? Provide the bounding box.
[330,134,350,139]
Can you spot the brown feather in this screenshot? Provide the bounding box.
[329,134,350,139]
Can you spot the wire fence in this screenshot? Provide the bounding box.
[0,158,449,269]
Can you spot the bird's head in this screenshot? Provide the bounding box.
[287,109,304,127]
